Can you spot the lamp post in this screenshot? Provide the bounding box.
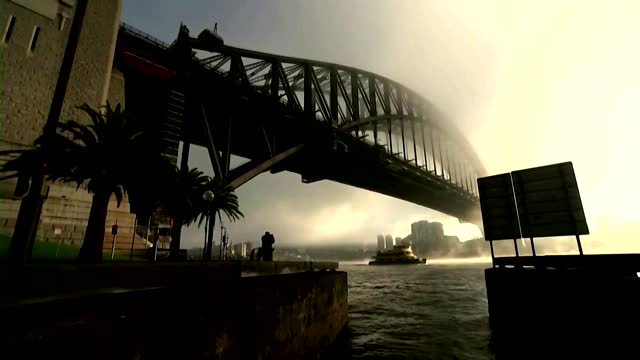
[203,190,214,261]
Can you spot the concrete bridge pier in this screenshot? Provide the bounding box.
[485,256,640,359]
[1,262,348,359]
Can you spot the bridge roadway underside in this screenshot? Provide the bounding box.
[120,53,481,226]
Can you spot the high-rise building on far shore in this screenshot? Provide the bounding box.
[410,221,448,257]
[377,234,385,250]
[385,234,394,249]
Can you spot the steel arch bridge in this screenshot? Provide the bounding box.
[116,24,486,225]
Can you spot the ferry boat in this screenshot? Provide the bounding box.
[369,244,427,265]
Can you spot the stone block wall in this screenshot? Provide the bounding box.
[1,269,350,359]
[0,0,68,146]
[0,182,147,251]
[0,0,122,145]
[0,0,142,254]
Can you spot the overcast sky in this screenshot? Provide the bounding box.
[121,0,640,253]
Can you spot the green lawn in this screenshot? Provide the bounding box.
[0,232,149,262]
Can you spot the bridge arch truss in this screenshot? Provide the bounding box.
[197,45,485,198]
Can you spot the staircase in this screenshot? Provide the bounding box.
[161,88,186,165]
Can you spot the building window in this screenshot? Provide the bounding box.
[3,16,16,43]
[28,25,40,52]
[58,15,66,31]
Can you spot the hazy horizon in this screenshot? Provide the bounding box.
[122,0,640,253]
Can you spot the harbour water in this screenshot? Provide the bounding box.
[342,260,494,360]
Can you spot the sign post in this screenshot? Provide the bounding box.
[477,173,520,266]
[54,226,63,258]
[129,217,138,261]
[478,162,589,265]
[110,219,118,261]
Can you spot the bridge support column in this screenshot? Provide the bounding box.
[329,69,338,126]
[350,71,360,139]
[411,119,418,167]
[383,80,392,155]
[430,127,438,176]
[270,60,280,101]
[421,123,429,171]
[304,64,314,119]
[199,104,224,178]
[437,131,445,179]
[396,89,406,161]
[369,76,378,146]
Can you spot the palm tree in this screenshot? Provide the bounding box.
[0,136,76,198]
[64,103,170,262]
[197,176,243,260]
[158,166,210,259]
[1,103,169,263]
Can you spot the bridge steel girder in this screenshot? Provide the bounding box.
[116,23,485,225]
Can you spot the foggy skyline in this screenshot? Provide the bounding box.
[122,0,640,252]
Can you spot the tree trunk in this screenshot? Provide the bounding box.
[169,217,183,260]
[205,210,216,261]
[78,191,112,263]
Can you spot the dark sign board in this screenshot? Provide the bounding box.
[477,173,520,241]
[511,162,589,238]
[478,162,589,241]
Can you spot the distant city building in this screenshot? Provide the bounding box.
[385,234,394,249]
[410,220,448,258]
[395,237,403,246]
[232,243,246,258]
[231,242,255,258]
[377,235,385,250]
[444,235,461,250]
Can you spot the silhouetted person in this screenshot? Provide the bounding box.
[256,247,263,261]
[214,23,218,33]
[261,231,275,261]
[249,248,256,261]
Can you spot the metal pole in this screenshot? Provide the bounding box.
[55,234,61,258]
[153,233,158,262]
[129,216,137,261]
[530,237,536,256]
[490,240,495,268]
[9,0,89,265]
[576,235,584,255]
[146,216,152,244]
[146,217,154,261]
[513,238,520,257]
[110,218,118,261]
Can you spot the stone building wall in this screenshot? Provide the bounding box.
[0,0,143,252]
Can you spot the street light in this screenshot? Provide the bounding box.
[203,190,214,261]
[203,190,214,202]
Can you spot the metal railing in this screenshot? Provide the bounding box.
[120,22,170,49]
